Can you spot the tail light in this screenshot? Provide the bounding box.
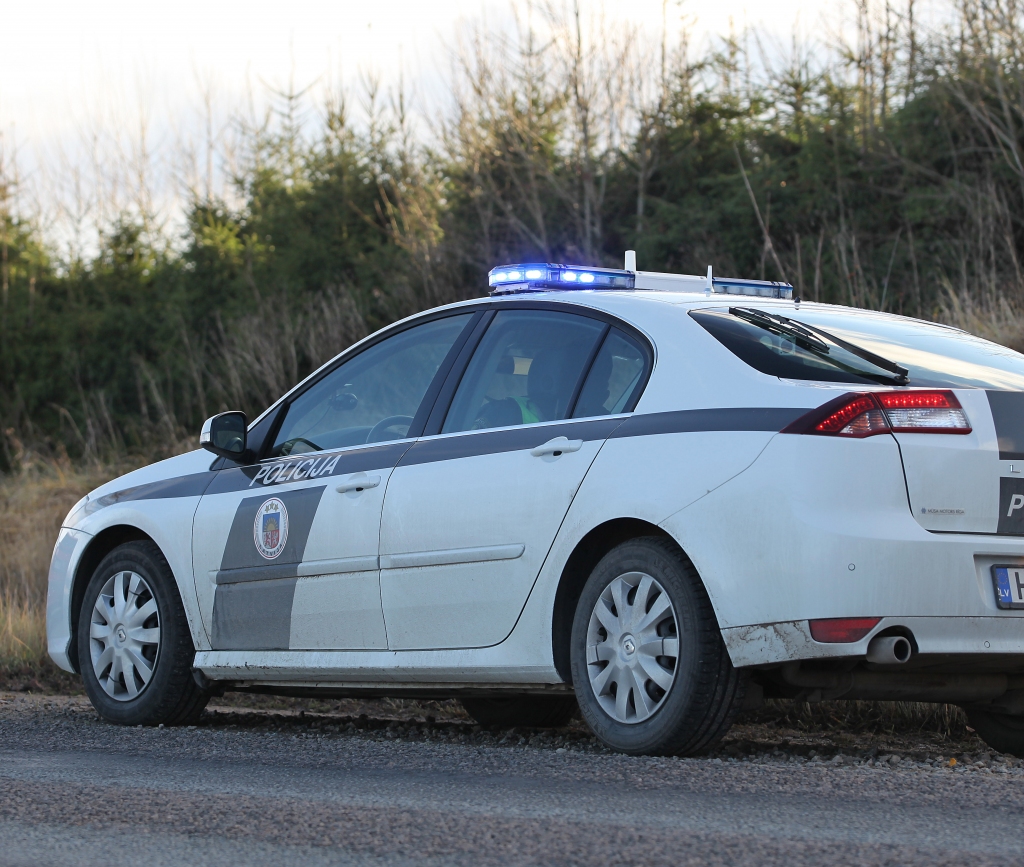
[809,617,881,643]
[784,390,971,438]
[875,391,970,432]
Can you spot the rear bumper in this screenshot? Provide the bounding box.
[724,615,1024,668]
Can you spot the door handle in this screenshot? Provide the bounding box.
[335,473,381,494]
[530,436,583,458]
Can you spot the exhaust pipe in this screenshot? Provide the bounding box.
[866,635,912,665]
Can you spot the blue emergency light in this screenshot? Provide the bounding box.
[487,258,793,299]
[488,263,635,294]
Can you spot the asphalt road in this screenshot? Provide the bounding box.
[1,694,1022,867]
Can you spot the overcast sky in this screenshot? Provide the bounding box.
[1,0,944,245]
[2,0,837,143]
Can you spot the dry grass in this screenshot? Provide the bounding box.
[0,604,57,691]
[0,460,127,689]
[935,284,1024,352]
[0,467,109,606]
[0,600,46,665]
[744,698,970,740]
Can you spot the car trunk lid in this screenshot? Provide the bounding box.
[893,388,1003,533]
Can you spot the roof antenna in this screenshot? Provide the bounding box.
[705,265,713,297]
[624,250,636,272]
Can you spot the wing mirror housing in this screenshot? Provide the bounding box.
[200,411,249,461]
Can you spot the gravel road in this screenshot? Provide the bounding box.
[2,692,1023,867]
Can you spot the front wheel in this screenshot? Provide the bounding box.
[77,540,209,726]
[569,537,746,756]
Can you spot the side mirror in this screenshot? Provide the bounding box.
[200,411,248,460]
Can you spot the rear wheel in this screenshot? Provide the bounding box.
[78,540,209,726]
[967,708,1024,758]
[461,695,578,728]
[569,537,746,756]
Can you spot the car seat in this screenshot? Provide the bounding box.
[527,349,576,421]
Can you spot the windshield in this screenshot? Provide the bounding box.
[690,306,1024,389]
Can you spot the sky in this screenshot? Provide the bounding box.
[1,0,833,144]
[0,0,935,247]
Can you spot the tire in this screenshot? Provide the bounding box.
[461,695,578,728]
[569,536,746,756]
[77,540,209,726]
[967,708,1024,758]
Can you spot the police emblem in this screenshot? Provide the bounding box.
[253,497,289,560]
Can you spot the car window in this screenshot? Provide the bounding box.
[270,314,473,457]
[690,309,880,385]
[691,306,1024,388]
[442,310,606,434]
[573,329,648,418]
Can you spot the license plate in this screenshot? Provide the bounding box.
[992,565,1024,609]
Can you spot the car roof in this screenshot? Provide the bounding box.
[435,287,952,334]
[253,286,959,430]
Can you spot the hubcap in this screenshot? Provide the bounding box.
[585,571,679,724]
[89,571,161,702]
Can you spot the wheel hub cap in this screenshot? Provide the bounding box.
[585,571,679,724]
[89,571,161,702]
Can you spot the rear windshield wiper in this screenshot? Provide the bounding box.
[729,307,910,385]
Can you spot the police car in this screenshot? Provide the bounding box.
[46,255,1024,756]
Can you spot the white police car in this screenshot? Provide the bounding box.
[46,255,1024,756]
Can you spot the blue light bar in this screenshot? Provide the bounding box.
[488,263,635,294]
[711,277,793,299]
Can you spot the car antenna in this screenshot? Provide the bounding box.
[624,250,637,272]
[705,265,712,297]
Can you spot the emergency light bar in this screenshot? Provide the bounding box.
[710,277,793,300]
[486,256,794,299]
[488,263,635,294]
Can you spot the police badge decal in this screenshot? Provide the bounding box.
[253,497,289,560]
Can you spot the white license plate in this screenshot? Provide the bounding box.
[992,565,1024,609]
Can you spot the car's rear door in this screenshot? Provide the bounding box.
[378,305,651,650]
[191,312,476,651]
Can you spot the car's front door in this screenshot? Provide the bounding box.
[192,313,475,651]
[378,307,651,649]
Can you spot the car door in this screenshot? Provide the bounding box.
[192,312,476,651]
[378,306,651,650]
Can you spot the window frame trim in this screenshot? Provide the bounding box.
[425,300,654,437]
[220,297,654,468]
[260,309,483,462]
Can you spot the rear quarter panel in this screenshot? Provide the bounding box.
[660,432,993,628]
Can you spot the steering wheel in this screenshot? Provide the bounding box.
[366,415,415,443]
[280,437,321,456]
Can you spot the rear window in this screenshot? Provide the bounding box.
[690,307,1024,390]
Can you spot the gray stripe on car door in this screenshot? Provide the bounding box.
[210,485,326,649]
[211,578,298,650]
[216,486,326,577]
[987,391,1024,461]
